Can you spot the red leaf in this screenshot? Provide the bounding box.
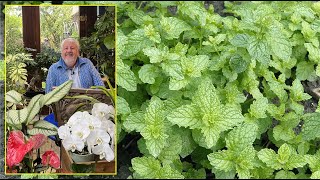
[42,150,60,169]
[6,131,35,168]
[29,134,47,150]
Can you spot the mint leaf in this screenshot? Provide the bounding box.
[302,113,320,141]
[247,38,270,65]
[178,1,207,26]
[122,29,154,58]
[181,55,209,78]
[226,123,258,151]
[296,61,315,81]
[167,104,202,129]
[305,43,320,63]
[257,148,282,170]
[141,97,169,157]
[275,170,297,179]
[267,26,292,61]
[160,17,191,40]
[143,47,163,63]
[229,54,249,73]
[230,34,250,48]
[249,97,269,119]
[138,64,160,84]
[123,111,145,132]
[290,79,312,101]
[116,96,131,116]
[161,60,184,80]
[132,156,184,179]
[117,59,137,91]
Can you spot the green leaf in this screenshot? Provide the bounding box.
[25,94,43,124]
[132,157,184,179]
[182,168,206,179]
[117,30,128,56]
[143,47,163,63]
[229,54,249,73]
[117,59,137,91]
[158,133,182,165]
[249,97,268,119]
[160,17,191,40]
[5,90,23,104]
[138,64,160,84]
[267,26,292,61]
[275,170,297,179]
[208,150,235,172]
[178,1,207,26]
[290,79,312,101]
[121,29,154,58]
[27,120,58,136]
[247,38,270,65]
[141,97,168,157]
[161,60,184,80]
[116,96,131,116]
[192,79,220,114]
[311,171,320,179]
[176,128,197,158]
[104,34,115,49]
[302,113,320,141]
[169,77,189,91]
[127,9,146,25]
[226,123,258,151]
[296,61,315,81]
[230,34,250,48]
[167,104,202,129]
[40,80,72,106]
[257,148,282,170]
[181,55,209,78]
[123,111,145,133]
[7,108,28,127]
[305,43,320,63]
[144,24,161,43]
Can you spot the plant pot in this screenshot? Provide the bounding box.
[69,151,95,163]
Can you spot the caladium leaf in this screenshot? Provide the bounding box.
[6,130,35,168]
[41,150,60,169]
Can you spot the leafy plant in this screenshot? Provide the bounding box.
[6,53,35,94]
[79,6,115,86]
[116,1,320,179]
[5,80,73,173]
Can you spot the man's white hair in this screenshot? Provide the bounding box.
[60,38,80,52]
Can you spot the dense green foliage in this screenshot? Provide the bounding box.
[116,1,320,179]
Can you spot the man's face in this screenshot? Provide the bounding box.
[61,41,79,68]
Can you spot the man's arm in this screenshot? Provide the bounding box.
[88,60,105,87]
[45,65,56,94]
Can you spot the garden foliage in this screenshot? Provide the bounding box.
[116,1,320,179]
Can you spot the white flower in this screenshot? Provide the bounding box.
[101,120,115,147]
[84,114,102,131]
[92,103,115,120]
[71,123,90,140]
[57,125,70,140]
[92,143,114,162]
[62,134,84,152]
[86,129,111,154]
[67,111,91,127]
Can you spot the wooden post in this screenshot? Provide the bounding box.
[79,6,97,38]
[22,6,40,59]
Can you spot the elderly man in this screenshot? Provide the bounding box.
[45,38,104,93]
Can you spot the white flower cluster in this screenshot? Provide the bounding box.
[58,103,115,162]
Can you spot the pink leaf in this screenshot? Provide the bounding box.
[29,134,47,150]
[42,150,60,169]
[6,131,34,168]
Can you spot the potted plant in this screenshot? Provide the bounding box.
[57,102,115,164]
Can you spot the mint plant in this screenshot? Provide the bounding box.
[117,1,320,179]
